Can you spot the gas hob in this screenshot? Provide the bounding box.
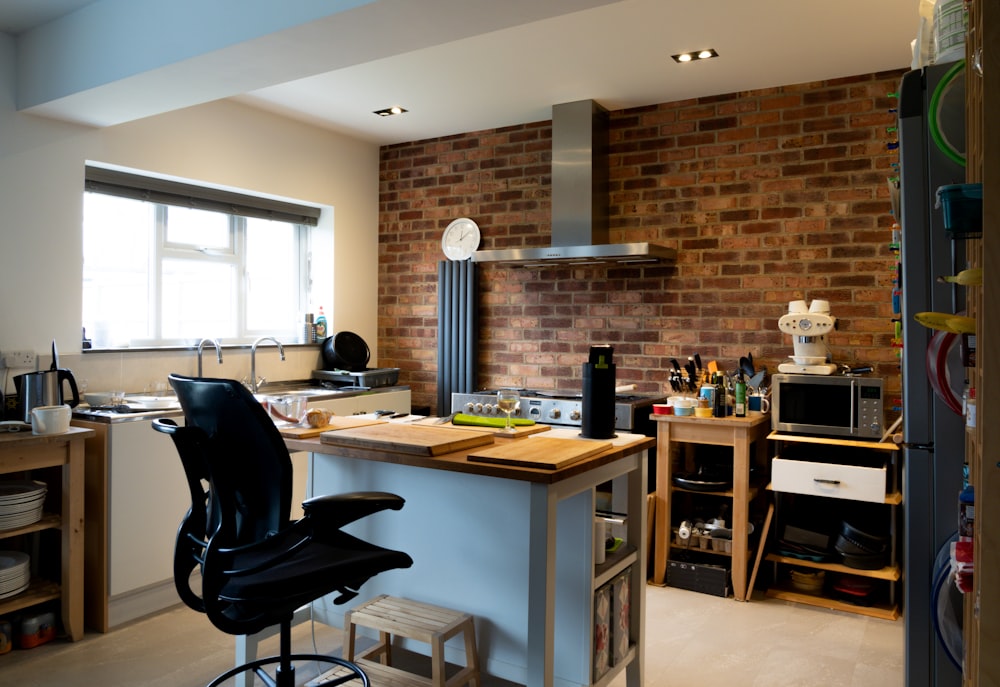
[451,389,669,431]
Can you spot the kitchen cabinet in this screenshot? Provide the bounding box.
[0,427,90,641]
[764,432,901,620]
[296,427,650,687]
[76,414,189,630]
[651,413,771,601]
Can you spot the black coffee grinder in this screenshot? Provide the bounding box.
[581,344,616,439]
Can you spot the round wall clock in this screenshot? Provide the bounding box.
[441,218,481,261]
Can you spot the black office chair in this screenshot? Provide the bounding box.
[153,373,413,687]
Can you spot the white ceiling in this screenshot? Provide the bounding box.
[1,0,921,146]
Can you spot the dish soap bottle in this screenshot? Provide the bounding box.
[314,307,328,341]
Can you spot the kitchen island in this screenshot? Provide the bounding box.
[284,426,653,687]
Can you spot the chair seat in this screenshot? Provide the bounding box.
[216,531,411,635]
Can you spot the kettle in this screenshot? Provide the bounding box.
[14,370,80,423]
[12,341,80,423]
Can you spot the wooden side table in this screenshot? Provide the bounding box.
[0,426,91,640]
[651,412,770,601]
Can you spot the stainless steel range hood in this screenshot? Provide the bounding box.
[472,99,676,267]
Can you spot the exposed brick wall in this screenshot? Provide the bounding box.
[379,70,905,414]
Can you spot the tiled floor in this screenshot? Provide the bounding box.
[0,585,903,686]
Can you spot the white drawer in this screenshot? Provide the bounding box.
[771,457,887,503]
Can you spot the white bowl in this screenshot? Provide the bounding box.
[85,391,125,406]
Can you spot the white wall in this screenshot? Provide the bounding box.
[0,33,379,394]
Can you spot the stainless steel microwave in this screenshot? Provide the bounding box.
[771,373,884,440]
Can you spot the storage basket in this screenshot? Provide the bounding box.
[936,183,983,238]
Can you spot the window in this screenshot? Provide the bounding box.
[82,166,320,349]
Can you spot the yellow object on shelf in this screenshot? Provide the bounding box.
[939,267,983,286]
[914,311,976,334]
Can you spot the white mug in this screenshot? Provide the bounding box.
[30,404,72,435]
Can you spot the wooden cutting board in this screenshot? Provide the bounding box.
[451,422,552,437]
[279,416,386,439]
[410,418,552,438]
[467,436,613,470]
[319,422,493,456]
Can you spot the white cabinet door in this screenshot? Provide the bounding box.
[109,417,188,596]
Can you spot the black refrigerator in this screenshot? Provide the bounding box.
[898,60,967,687]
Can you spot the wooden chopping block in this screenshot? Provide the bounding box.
[467,436,613,470]
[440,422,552,437]
[319,422,493,456]
[279,416,386,439]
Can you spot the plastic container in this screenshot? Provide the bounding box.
[936,184,983,238]
[669,397,696,416]
[314,307,328,340]
[16,611,55,649]
[0,620,11,655]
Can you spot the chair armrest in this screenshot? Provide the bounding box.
[301,491,405,529]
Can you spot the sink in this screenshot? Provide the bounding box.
[123,395,180,410]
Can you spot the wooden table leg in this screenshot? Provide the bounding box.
[731,428,750,601]
[652,422,672,585]
[62,438,85,641]
[747,501,774,600]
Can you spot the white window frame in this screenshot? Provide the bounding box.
[82,171,317,349]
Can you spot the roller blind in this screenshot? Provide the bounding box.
[84,166,321,226]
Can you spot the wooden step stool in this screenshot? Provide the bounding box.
[344,594,480,687]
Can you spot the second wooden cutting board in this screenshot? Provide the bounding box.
[279,416,386,439]
[467,436,613,470]
[319,422,493,456]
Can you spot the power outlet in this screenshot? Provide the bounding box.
[1,350,36,368]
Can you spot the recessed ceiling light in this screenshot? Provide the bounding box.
[671,48,719,63]
[373,106,408,117]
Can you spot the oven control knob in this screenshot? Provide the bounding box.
[569,409,581,421]
[474,403,484,413]
[484,404,495,414]
[465,402,475,413]
[548,408,561,420]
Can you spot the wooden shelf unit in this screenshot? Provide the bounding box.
[652,412,771,601]
[765,432,901,619]
[0,427,91,641]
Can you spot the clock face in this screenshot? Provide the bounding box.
[442,218,481,261]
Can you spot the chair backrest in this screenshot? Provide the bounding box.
[167,373,292,548]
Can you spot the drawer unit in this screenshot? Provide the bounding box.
[764,432,902,620]
[771,457,887,503]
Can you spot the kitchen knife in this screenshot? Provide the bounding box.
[684,360,697,391]
[433,412,458,424]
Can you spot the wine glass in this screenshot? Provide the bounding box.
[496,389,520,433]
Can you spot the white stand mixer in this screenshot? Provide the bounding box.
[777,299,839,375]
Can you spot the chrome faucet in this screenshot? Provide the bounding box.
[250,337,285,394]
[196,338,223,377]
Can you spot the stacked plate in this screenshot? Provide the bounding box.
[0,480,48,531]
[0,550,30,599]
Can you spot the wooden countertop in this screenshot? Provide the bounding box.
[285,427,654,484]
[0,425,94,447]
[653,410,770,427]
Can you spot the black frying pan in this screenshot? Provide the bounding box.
[321,331,370,372]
